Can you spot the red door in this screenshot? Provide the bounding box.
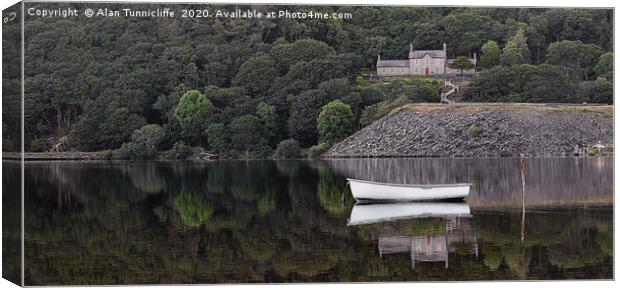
[424,68,429,76]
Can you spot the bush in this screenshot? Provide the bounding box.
[131,124,165,150]
[170,141,191,159]
[29,138,48,152]
[307,143,330,159]
[317,100,355,146]
[467,125,482,138]
[207,123,228,156]
[274,139,302,159]
[359,95,409,126]
[120,142,156,160]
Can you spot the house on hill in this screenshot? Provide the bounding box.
[377,43,477,77]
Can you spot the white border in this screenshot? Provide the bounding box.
[0,1,618,288]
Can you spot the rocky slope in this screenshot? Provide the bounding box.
[325,104,613,158]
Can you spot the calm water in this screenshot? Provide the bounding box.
[3,157,613,284]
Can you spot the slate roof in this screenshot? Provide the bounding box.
[409,50,446,59]
[377,60,410,68]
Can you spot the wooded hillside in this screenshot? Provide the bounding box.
[2,4,613,157]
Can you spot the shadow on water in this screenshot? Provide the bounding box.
[9,157,613,284]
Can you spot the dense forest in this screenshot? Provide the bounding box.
[2,4,614,157]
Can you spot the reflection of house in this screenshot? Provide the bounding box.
[377,217,478,269]
[377,43,477,77]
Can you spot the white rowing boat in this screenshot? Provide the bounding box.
[347,202,471,225]
[347,178,470,202]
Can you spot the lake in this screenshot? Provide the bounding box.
[2,157,613,284]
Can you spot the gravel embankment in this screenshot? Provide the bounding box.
[324,104,613,158]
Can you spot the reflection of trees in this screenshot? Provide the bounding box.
[174,191,213,228]
[316,162,352,215]
[23,161,613,284]
[2,162,22,284]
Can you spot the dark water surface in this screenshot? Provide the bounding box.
[6,158,613,284]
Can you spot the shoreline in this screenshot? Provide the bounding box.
[2,151,611,161]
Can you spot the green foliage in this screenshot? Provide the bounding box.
[307,143,330,159]
[499,30,531,66]
[317,100,355,146]
[467,125,482,138]
[581,77,613,104]
[120,142,156,160]
[206,123,228,156]
[256,102,279,146]
[119,124,166,160]
[274,139,302,159]
[449,56,475,74]
[232,52,278,96]
[170,141,191,160]
[230,115,264,156]
[286,57,352,87]
[18,6,613,156]
[464,64,582,103]
[72,101,146,151]
[174,90,213,145]
[359,95,410,127]
[546,40,603,80]
[288,89,332,146]
[131,124,165,150]
[270,39,335,72]
[29,139,48,152]
[480,40,501,68]
[593,52,613,80]
[318,78,351,100]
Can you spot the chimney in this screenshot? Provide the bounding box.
[443,43,447,54]
[377,54,381,62]
[410,43,413,53]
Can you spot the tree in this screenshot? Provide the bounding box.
[230,115,263,156]
[480,41,501,68]
[256,102,279,146]
[464,64,579,103]
[270,39,335,73]
[174,90,213,145]
[119,124,165,160]
[582,77,613,104]
[511,29,531,63]
[546,40,603,80]
[318,78,351,100]
[207,123,228,156]
[500,30,531,66]
[317,100,355,146]
[593,52,613,80]
[72,97,146,151]
[274,139,302,159]
[131,124,165,150]
[449,56,475,75]
[232,52,278,96]
[288,89,332,146]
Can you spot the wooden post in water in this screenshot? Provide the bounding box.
[520,154,526,242]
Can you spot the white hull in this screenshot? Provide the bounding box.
[348,178,470,202]
[348,202,471,225]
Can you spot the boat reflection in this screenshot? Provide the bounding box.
[350,202,478,270]
[348,202,471,225]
